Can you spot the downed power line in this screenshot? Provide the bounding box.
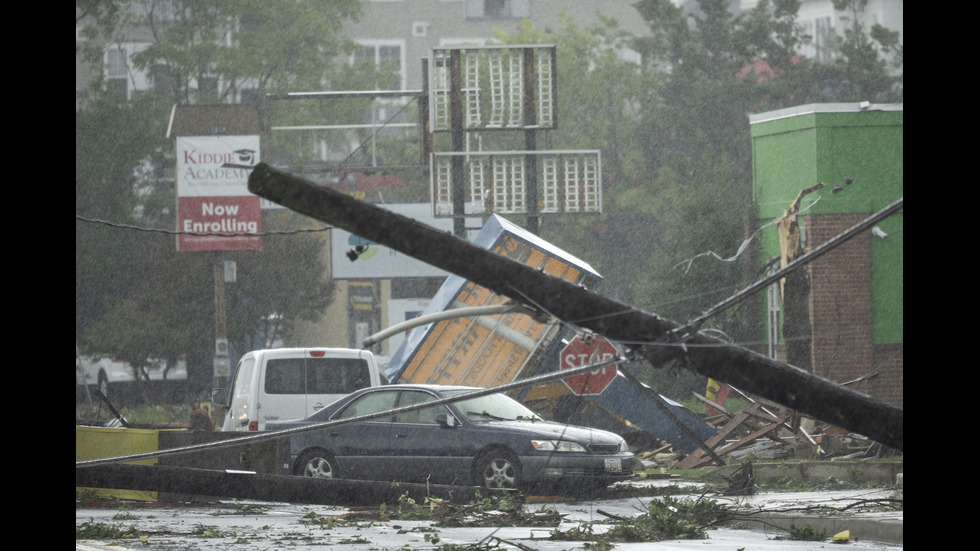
[246,163,903,451]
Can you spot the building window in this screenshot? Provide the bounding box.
[104,42,151,99]
[801,16,836,63]
[106,48,130,97]
[197,75,219,99]
[151,65,175,99]
[353,41,405,90]
[464,0,529,19]
[127,0,176,23]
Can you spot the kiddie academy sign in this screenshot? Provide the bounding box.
[176,136,261,251]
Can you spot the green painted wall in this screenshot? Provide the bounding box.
[750,104,903,344]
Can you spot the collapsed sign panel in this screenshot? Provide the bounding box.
[386,214,600,386]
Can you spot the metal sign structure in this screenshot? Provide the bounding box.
[560,335,618,396]
[425,44,596,232]
[431,150,602,217]
[428,45,556,132]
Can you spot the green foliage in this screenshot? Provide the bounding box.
[76,403,192,425]
[551,496,730,544]
[785,523,826,541]
[76,521,139,540]
[75,93,172,344]
[76,0,365,104]
[191,524,231,538]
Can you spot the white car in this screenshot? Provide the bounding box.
[77,354,188,402]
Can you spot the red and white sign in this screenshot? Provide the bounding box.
[560,335,618,395]
[176,136,261,251]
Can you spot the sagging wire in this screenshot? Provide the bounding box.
[75,214,331,237]
[673,191,824,274]
[504,272,893,369]
[504,280,717,374]
[333,98,417,171]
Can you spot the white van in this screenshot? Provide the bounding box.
[217,348,385,432]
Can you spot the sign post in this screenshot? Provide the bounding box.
[560,335,618,395]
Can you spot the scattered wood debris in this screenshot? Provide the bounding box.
[625,386,898,472]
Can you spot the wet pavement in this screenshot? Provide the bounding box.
[76,481,902,550]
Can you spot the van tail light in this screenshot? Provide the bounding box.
[248,420,258,431]
[309,350,326,357]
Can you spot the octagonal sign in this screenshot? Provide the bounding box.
[560,335,618,395]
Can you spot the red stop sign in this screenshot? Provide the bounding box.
[560,335,618,395]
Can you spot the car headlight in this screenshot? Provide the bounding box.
[619,439,629,453]
[531,440,587,452]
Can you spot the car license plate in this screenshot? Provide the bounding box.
[604,458,622,472]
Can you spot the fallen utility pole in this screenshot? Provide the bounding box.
[248,163,903,451]
[76,463,487,506]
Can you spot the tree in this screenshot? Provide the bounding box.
[625,0,781,326]
[625,0,901,393]
[91,0,364,104]
[629,0,902,322]
[76,0,363,400]
[76,93,172,345]
[819,0,903,102]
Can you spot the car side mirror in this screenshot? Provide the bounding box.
[211,388,228,408]
[436,413,458,428]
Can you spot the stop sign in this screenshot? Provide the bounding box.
[560,335,618,395]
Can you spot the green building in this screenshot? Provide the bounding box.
[750,103,903,409]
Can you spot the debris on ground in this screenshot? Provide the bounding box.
[719,461,755,496]
[549,495,732,545]
[623,387,901,472]
[323,490,565,528]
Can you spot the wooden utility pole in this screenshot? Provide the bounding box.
[246,163,903,451]
[777,182,825,373]
[213,259,229,391]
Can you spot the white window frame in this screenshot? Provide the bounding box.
[353,39,406,92]
[104,42,151,99]
[464,0,530,19]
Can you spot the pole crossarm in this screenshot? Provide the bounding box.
[245,163,903,450]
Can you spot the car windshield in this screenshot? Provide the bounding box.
[448,391,542,422]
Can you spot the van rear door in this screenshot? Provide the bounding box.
[258,350,378,428]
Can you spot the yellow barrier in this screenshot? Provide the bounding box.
[75,425,180,501]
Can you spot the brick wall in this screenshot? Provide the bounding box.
[804,214,902,409]
[871,343,904,409]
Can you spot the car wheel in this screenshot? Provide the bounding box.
[296,449,338,479]
[475,449,521,490]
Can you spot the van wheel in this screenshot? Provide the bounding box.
[475,448,521,489]
[296,449,338,479]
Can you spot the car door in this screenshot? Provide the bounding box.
[388,390,473,485]
[327,389,399,480]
